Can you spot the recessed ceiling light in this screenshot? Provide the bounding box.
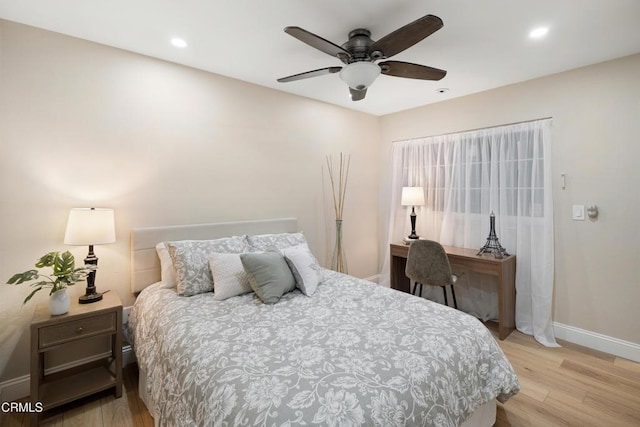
[529,27,549,39]
[171,38,187,48]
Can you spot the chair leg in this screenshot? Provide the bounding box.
[412,282,424,297]
[450,285,458,309]
[442,286,448,306]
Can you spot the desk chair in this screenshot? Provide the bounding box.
[405,240,458,309]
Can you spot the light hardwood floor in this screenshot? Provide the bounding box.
[3,328,639,426]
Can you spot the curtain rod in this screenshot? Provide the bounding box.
[392,116,553,143]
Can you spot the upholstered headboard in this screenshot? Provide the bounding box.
[130,217,298,293]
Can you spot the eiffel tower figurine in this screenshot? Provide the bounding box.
[477,211,509,259]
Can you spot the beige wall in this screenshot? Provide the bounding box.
[1,17,638,387]
[0,20,379,381]
[378,53,640,345]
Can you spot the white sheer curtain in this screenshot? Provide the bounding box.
[381,119,558,347]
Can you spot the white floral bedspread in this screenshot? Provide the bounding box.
[129,270,519,427]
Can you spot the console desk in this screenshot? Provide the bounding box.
[390,242,516,340]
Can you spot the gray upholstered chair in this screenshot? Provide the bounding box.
[405,240,458,309]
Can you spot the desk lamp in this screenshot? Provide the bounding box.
[401,187,425,240]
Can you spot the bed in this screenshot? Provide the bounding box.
[128,218,519,427]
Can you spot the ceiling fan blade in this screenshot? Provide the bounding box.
[349,87,367,101]
[277,67,342,83]
[284,26,351,59]
[371,15,443,59]
[379,61,447,80]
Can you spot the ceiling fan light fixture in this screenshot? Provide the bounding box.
[339,62,381,90]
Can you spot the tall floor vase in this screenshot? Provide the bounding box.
[331,220,348,273]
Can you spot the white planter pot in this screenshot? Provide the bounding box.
[49,289,70,315]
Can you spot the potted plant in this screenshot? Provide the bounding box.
[7,251,93,315]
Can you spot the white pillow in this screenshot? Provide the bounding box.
[281,243,320,296]
[209,252,253,301]
[155,243,177,289]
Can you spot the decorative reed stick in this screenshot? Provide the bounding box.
[326,153,350,220]
[326,153,350,273]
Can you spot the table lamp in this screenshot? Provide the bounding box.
[64,207,116,303]
[401,187,425,240]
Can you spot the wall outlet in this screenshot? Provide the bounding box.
[572,205,585,220]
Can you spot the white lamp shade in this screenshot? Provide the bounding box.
[401,187,425,206]
[339,62,381,90]
[64,208,116,245]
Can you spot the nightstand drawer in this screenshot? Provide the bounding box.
[39,312,117,349]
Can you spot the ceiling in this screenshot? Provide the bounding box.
[1,0,639,116]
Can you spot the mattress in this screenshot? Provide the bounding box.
[130,269,519,426]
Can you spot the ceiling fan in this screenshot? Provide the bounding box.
[277,14,447,101]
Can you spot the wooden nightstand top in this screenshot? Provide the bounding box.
[32,291,122,327]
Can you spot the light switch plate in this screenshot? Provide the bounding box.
[572,205,585,220]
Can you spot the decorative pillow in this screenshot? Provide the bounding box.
[209,253,252,301]
[155,243,177,289]
[247,232,307,252]
[166,236,248,296]
[281,243,321,296]
[240,252,296,304]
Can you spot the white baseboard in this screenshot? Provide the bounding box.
[0,375,29,404]
[123,344,137,366]
[0,345,134,403]
[363,274,381,284]
[553,322,640,362]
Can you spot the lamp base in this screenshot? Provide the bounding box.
[79,292,103,304]
[407,208,420,241]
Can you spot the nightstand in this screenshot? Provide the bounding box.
[30,291,123,425]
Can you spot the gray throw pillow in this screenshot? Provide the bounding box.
[240,252,296,304]
[165,236,248,296]
[246,232,307,252]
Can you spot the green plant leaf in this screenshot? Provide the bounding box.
[53,251,75,277]
[35,252,58,268]
[9,251,85,305]
[60,276,76,287]
[70,272,87,283]
[7,270,39,285]
[30,281,50,288]
[70,266,92,284]
[51,283,66,293]
[23,286,44,304]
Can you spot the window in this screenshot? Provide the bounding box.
[383,118,558,346]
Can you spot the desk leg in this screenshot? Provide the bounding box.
[498,259,516,340]
[390,254,410,294]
